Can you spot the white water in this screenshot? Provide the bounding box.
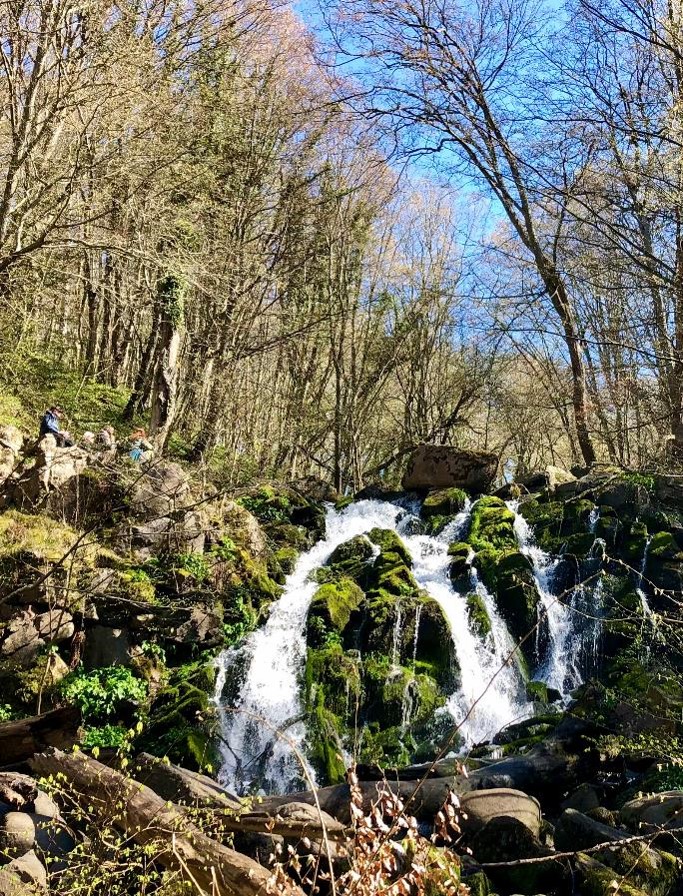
[509,503,606,693]
[213,499,405,794]
[215,496,601,793]
[401,506,532,746]
[636,535,653,617]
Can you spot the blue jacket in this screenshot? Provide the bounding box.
[40,410,61,438]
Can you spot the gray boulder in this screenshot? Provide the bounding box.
[620,790,683,830]
[460,788,541,837]
[0,813,36,855]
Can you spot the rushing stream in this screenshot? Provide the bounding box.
[214,496,607,795]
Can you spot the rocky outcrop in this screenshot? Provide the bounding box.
[402,445,498,492]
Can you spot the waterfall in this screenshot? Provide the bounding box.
[401,505,532,746]
[509,503,604,693]
[636,536,653,618]
[214,494,600,793]
[213,499,405,795]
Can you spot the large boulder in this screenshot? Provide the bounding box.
[620,791,683,830]
[129,460,192,519]
[459,788,541,837]
[402,446,498,492]
[11,437,90,510]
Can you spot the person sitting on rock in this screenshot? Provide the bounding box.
[39,406,74,448]
[96,425,116,450]
[128,428,153,462]
[80,431,96,449]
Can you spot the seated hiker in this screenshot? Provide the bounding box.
[128,427,153,462]
[96,425,116,450]
[39,406,74,447]
[80,431,96,449]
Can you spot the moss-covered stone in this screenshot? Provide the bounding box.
[137,659,220,772]
[475,549,537,658]
[308,578,364,647]
[368,528,412,566]
[326,535,375,582]
[448,541,471,584]
[466,592,491,640]
[274,546,298,575]
[420,488,468,535]
[469,497,517,552]
[648,530,682,560]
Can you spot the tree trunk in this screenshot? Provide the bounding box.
[0,707,80,766]
[29,749,305,896]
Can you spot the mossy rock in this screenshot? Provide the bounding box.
[267,522,310,549]
[466,592,491,640]
[647,530,683,560]
[274,546,298,575]
[307,578,364,646]
[368,528,412,566]
[475,549,537,658]
[137,659,219,772]
[420,487,468,529]
[448,541,471,584]
[326,535,374,582]
[520,498,597,553]
[468,497,517,552]
[576,854,652,896]
[620,521,649,565]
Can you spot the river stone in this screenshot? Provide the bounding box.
[0,775,38,810]
[402,445,498,492]
[561,783,600,814]
[554,808,626,851]
[31,792,58,819]
[620,790,683,830]
[0,813,36,854]
[5,850,46,890]
[29,812,74,862]
[460,788,541,837]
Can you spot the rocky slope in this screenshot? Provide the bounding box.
[0,427,682,895]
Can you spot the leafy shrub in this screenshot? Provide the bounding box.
[81,724,130,750]
[61,666,148,721]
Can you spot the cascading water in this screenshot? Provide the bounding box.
[636,536,653,618]
[509,503,605,693]
[213,499,405,795]
[400,507,532,746]
[215,495,603,794]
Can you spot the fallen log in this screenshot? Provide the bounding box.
[30,749,306,896]
[0,706,80,766]
[215,802,347,842]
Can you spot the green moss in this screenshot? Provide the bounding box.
[421,488,468,519]
[136,659,219,772]
[648,531,682,560]
[466,592,491,639]
[274,546,298,575]
[334,496,353,511]
[308,578,364,643]
[468,497,517,552]
[526,680,548,702]
[368,528,412,566]
[326,535,374,581]
[448,541,471,583]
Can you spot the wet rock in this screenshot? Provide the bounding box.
[0,615,43,666]
[402,445,498,492]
